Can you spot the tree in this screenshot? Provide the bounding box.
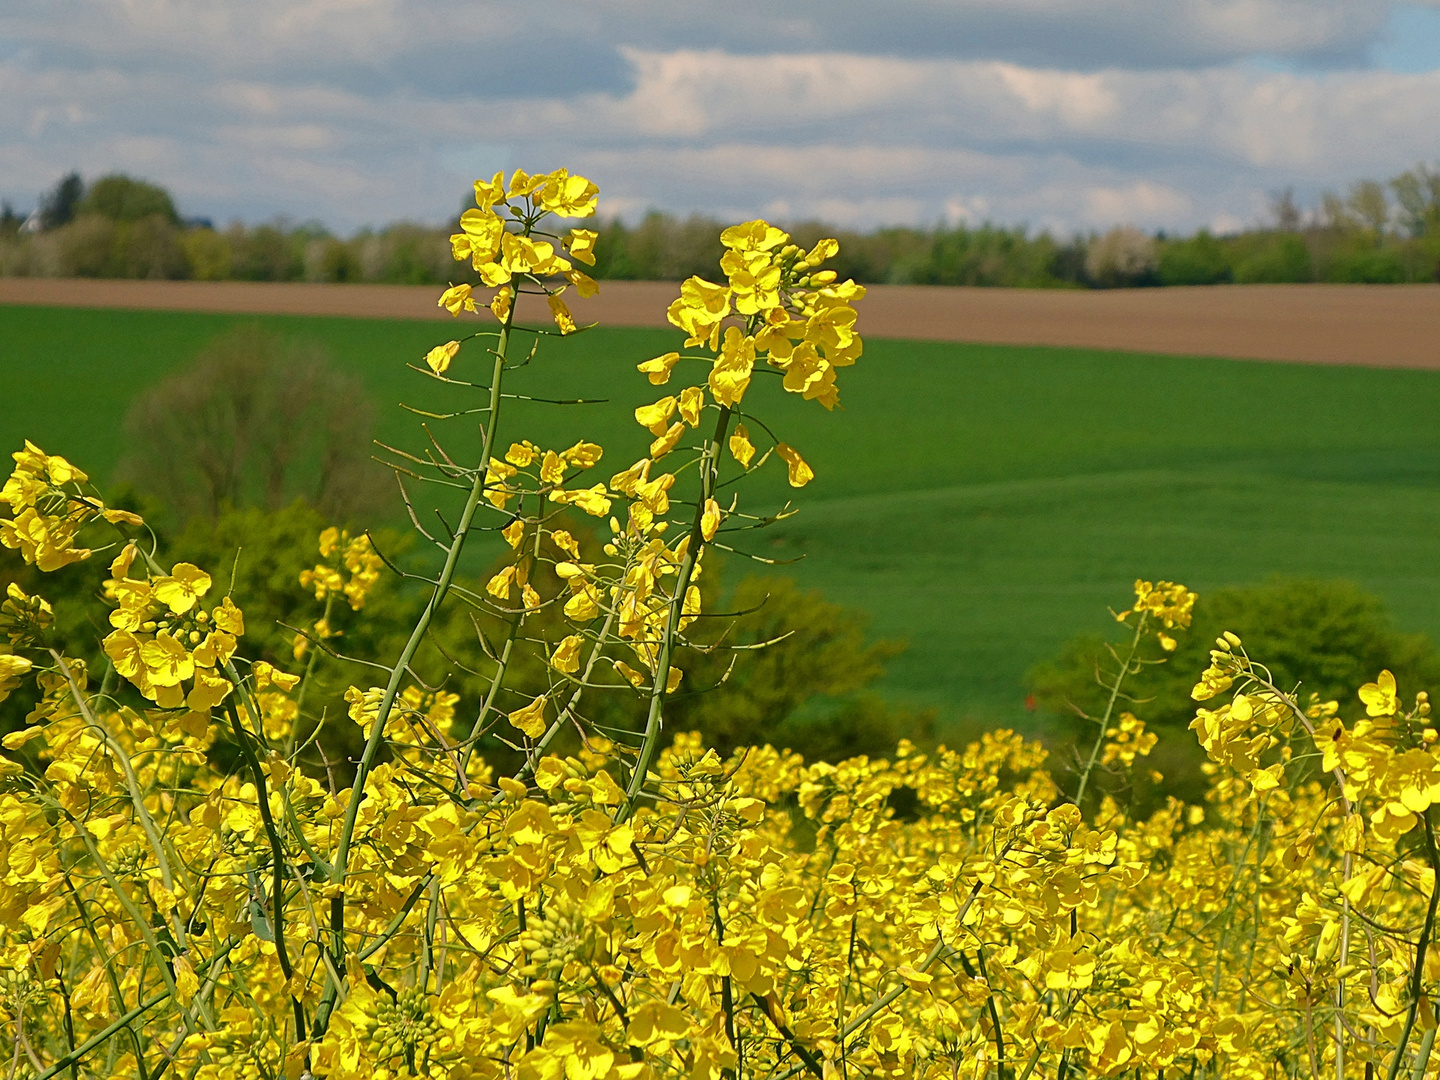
[1084,226,1158,288]
[1347,179,1390,235]
[1158,230,1233,285]
[38,171,83,230]
[119,325,389,523]
[1391,164,1440,238]
[1321,191,1354,231]
[1269,187,1303,231]
[80,174,180,224]
[1234,233,1311,283]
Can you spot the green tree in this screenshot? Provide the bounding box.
[38,171,83,229]
[1233,233,1311,283]
[1158,230,1233,285]
[1347,179,1391,235]
[80,174,180,224]
[1391,164,1440,238]
[230,222,303,280]
[119,326,389,523]
[1325,242,1406,283]
[180,227,235,280]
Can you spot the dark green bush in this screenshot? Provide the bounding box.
[1028,577,1440,802]
[1157,231,1233,285]
[1031,577,1440,731]
[1325,243,1407,284]
[1233,234,1311,283]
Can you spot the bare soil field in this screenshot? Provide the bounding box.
[3,278,1438,368]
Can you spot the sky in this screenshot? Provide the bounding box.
[3,1,1440,237]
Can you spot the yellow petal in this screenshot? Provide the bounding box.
[507,694,548,739]
[775,443,814,487]
[425,340,460,374]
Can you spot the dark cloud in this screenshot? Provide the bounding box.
[527,0,1391,71]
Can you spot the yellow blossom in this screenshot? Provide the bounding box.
[775,443,814,487]
[425,340,460,374]
[438,283,476,316]
[508,695,548,738]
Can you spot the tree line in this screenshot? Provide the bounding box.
[4,168,1439,287]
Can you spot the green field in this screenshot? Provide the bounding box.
[5,303,1440,736]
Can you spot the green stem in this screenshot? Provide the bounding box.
[30,939,238,1080]
[312,300,517,1039]
[511,606,619,785]
[288,591,333,758]
[68,823,195,1032]
[58,869,148,1079]
[1073,614,1146,806]
[1387,808,1440,1080]
[1411,1025,1437,1080]
[222,699,306,1038]
[458,611,521,776]
[49,651,175,895]
[771,934,954,1080]
[615,405,732,824]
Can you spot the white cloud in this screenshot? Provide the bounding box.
[994,65,1119,125]
[1209,210,1247,233]
[1084,182,1192,224]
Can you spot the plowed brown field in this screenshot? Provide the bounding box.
[3,278,1438,368]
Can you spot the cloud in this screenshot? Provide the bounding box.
[1084,182,1192,224]
[2,2,1440,233]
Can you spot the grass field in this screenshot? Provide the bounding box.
[5,303,1440,736]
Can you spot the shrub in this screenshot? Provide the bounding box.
[41,214,117,277]
[357,224,460,284]
[229,222,303,280]
[662,575,928,761]
[1157,230,1233,285]
[112,215,189,279]
[303,237,358,283]
[1031,577,1440,729]
[118,325,388,522]
[1233,232,1311,283]
[1325,244,1407,284]
[180,227,235,280]
[1029,577,1440,801]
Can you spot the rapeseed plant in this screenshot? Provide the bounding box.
[1,169,1437,1080]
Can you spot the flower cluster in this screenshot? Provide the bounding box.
[636,219,866,495]
[300,526,384,611]
[1117,577,1197,650]
[660,221,864,412]
[0,439,141,570]
[436,168,600,336]
[102,552,245,724]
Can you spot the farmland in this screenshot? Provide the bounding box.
[4,301,1440,734]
